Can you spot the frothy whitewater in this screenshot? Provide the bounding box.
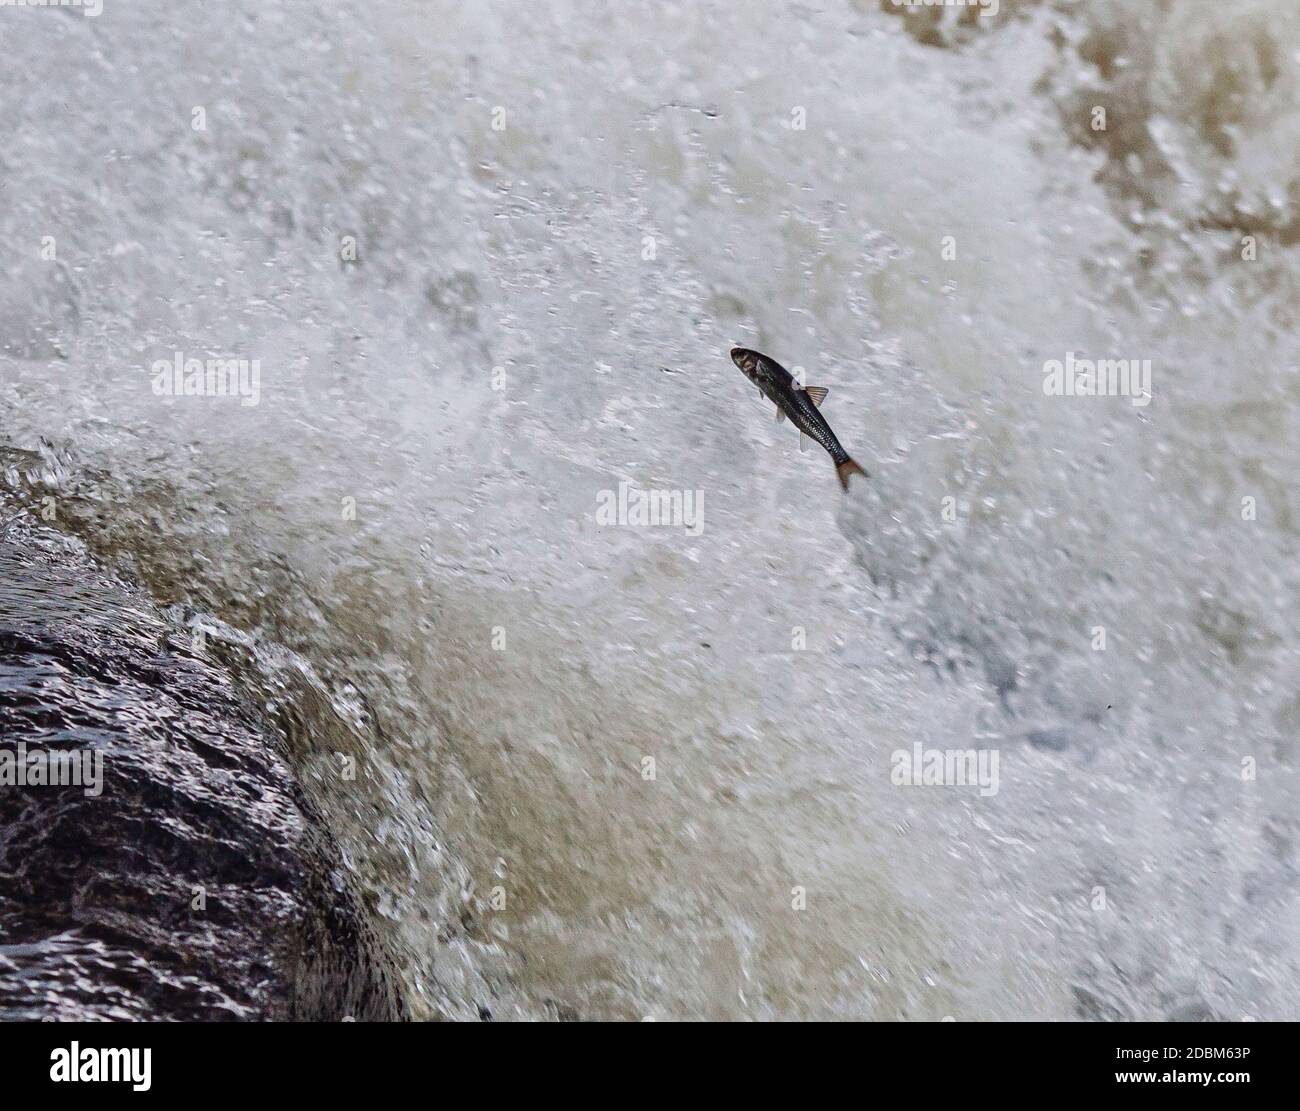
[1,0,1296,1019]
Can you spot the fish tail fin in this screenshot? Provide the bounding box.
[836,457,868,492]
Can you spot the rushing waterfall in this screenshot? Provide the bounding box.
[1,0,1296,1020]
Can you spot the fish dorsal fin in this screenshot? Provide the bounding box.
[804,386,829,408]
[799,432,811,453]
[775,406,786,423]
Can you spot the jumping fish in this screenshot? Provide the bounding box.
[730,347,868,491]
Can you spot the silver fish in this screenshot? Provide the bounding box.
[730,347,868,491]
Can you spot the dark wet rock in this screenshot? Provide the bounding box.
[0,523,406,1021]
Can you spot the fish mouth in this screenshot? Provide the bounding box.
[730,346,758,373]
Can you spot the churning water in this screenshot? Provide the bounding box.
[1,0,1297,1019]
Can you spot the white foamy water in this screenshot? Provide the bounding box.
[1,0,1297,1019]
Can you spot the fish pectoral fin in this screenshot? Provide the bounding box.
[803,386,829,408]
[799,432,811,453]
[775,406,786,423]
